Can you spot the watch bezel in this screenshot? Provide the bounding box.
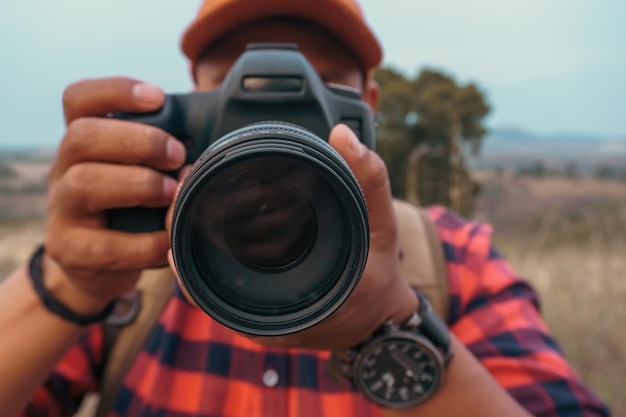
[352,331,446,409]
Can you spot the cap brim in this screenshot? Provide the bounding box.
[181,0,382,70]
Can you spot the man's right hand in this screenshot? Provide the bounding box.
[44,77,186,316]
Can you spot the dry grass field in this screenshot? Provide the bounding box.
[0,161,48,276]
[1,163,624,415]
[0,220,46,278]
[474,171,626,415]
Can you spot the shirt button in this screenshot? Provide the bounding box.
[263,369,279,387]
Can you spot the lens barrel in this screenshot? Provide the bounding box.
[171,122,369,336]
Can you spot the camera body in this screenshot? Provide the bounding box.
[110,43,374,336]
[109,43,374,233]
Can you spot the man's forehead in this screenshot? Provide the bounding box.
[197,60,361,88]
[194,18,364,88]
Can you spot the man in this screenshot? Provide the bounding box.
[0,0,610,416]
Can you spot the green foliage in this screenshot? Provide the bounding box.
[0,163,15,179]
[517,161,548,178]
[594,165,619,180]
[594,164,626,182]
[563,161,580,180]
[375,67,490,152]
[374,67,490,213]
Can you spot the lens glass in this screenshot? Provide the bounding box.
[188,154,348,316]
[226,181,316,270]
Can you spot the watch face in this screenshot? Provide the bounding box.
[354,336,444,408]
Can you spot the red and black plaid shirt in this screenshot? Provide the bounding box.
[23,207,610,417]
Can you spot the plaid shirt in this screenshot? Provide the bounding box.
[23,207,610,417]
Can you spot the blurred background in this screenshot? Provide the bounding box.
[0,0,624,413]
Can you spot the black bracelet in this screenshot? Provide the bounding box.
[28,245,116,326]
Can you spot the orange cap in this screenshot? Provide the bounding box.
[180,0,383,71]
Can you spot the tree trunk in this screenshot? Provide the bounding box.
[405,147,421,206]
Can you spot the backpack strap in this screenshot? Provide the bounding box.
[392,199,449,320]
[94,267,175,417]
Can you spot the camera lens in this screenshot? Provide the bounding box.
[171,123,369,336]
[225,180,316,271]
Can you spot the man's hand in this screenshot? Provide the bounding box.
[169,124,418,351]
[44,77,186,315]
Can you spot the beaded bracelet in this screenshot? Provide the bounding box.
[28,245,116,326]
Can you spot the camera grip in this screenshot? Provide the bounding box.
[107,206,170,233]
[107,96,181,233]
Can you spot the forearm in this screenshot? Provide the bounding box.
[380,336,532,417]
[0,264,86,417]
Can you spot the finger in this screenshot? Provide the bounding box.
[46,227,169,271]
[168,249,200,309]
[62,77,165,125]
[329,124,397,250]
[165,165,193,235]
[53,163,178,213]
[51,117,186,181]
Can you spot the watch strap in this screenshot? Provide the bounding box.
[409,290,453,364]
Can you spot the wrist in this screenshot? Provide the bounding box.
[349,275,420,349]
[350,274,420,350]
[388,278,420,325]
[39,249,116,317]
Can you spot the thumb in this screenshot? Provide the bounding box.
[164,165,193,236]
[328,124,397,252]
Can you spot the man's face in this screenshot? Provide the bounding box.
[193,18,377,110]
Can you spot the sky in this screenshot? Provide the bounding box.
[0,0,624,149]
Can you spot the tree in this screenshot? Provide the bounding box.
[594,164,619,180]
[517,161,547,178]
[563,161,580,180]
[0,162,15,179]
[374,67,490,216]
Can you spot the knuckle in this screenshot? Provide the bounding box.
[65,118,95,150]
[133,126,168,161]
[135,169,164,202]
[46,182,62,211]
[61,164,94,203]
[364,152,390,189]
[84,238,118,267]
[61,81,83,110]
[47,155,61,183]
[47,229,75,268]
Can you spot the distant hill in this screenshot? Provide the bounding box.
[472,127,626,170]
[1,127,625,171]
[0,147,55,164]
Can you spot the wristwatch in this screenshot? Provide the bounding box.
[330,290,453,409]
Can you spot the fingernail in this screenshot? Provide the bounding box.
[166,138,186,166]
[345,126,366,157]
[132,83,164,106]
[163,177,178,199]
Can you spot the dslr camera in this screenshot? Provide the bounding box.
[110,43,374,336]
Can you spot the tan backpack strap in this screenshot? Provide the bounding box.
[95,267,175,417]
[392,199,449,320]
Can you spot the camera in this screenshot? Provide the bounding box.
[109,43,374,336]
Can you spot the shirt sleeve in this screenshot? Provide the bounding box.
[428,207,611,417]
[20,323,104,417]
